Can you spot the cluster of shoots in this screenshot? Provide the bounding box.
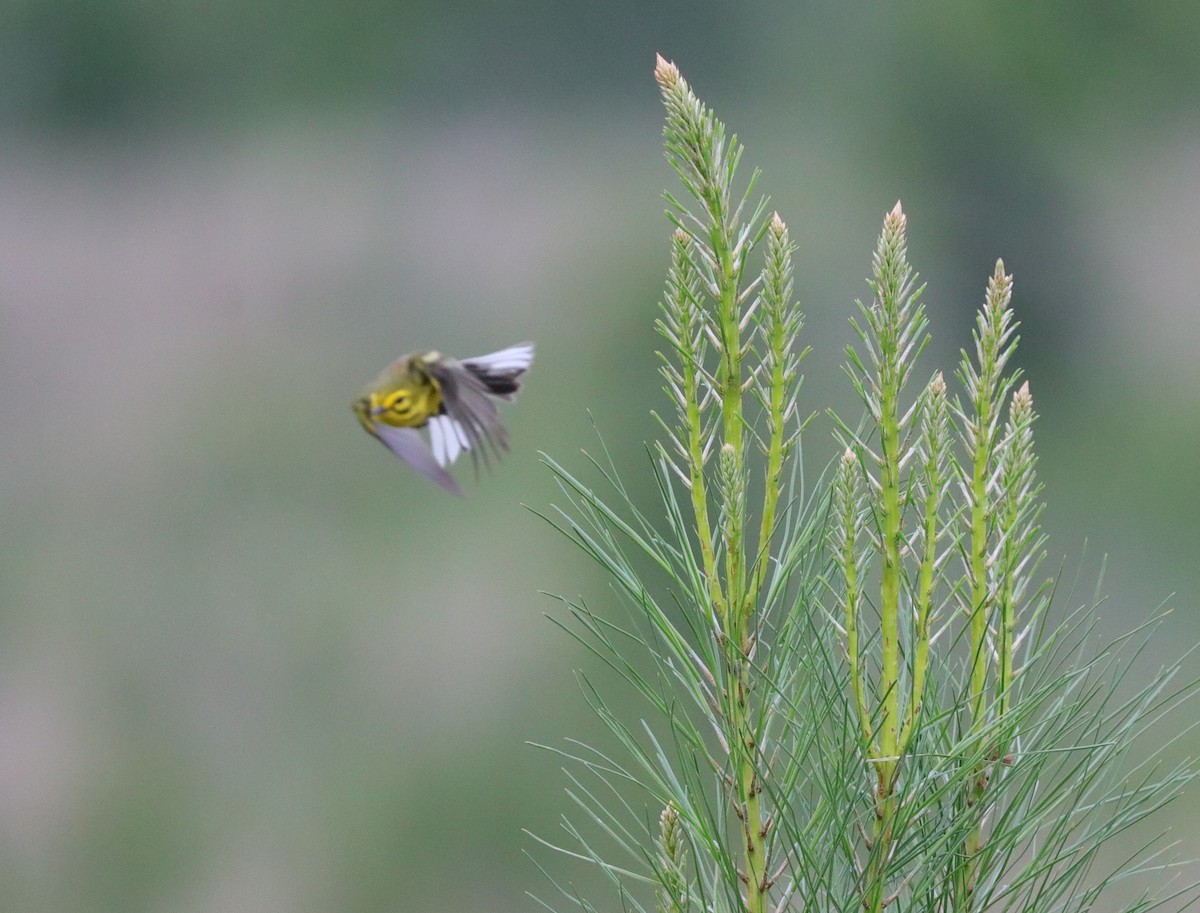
[832,203,1045,910]
[533,55,1195,913]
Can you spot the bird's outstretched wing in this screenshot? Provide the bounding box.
[425,360,509,471]
[371,423,464,496]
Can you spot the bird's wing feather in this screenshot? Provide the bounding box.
[462,342,534,373]
[372,423,464,495]
[428,414,468,467]
[426,360,508,469]
[461,343,534,401]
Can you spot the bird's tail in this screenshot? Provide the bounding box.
[462,342,534,400]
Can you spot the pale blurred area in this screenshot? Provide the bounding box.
[1,3,1198,911]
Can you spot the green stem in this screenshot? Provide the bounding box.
[865,788,898,913]
[683,347,725,619]
[997,513,1016,720]
[967,417,991,730]
[867,321,904,913]
[877,368,902,773]
[714,276,768,913]
[697,146,762,913]
[903,480,938,752]
[752,332,786,612]
[717,245,746,621]
[716,620,768,913]
[736,690,769,913]
[960,399,994,907]
[843,512,873,751]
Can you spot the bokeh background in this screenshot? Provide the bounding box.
[2,3,1199,911]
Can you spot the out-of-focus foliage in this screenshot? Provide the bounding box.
[1,3,1198,912]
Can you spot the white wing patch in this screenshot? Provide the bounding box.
[428,414,471,467]
[464,342,534,373]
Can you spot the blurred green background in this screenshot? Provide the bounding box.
[2,2,1199,910]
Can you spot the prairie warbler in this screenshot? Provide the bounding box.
[353,342,534,495]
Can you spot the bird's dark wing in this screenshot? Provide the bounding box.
[426,359,509,471]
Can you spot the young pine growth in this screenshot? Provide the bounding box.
[534,56,1196,913]
[656,802,691,913]
[832,206,1052,910]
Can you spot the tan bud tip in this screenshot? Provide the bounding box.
[770,211,786,235]
[930,371,947,396]
[987,259,1014,306]
[655,54,679,89]
[841,446,857,465]
[673,227,690,245]
[659,803,678,828]
[1014,380,1033,411]
[884,200,907,233]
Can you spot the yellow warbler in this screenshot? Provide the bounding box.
[353,342,534,495]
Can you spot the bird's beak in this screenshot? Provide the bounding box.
[363,394,385,418]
